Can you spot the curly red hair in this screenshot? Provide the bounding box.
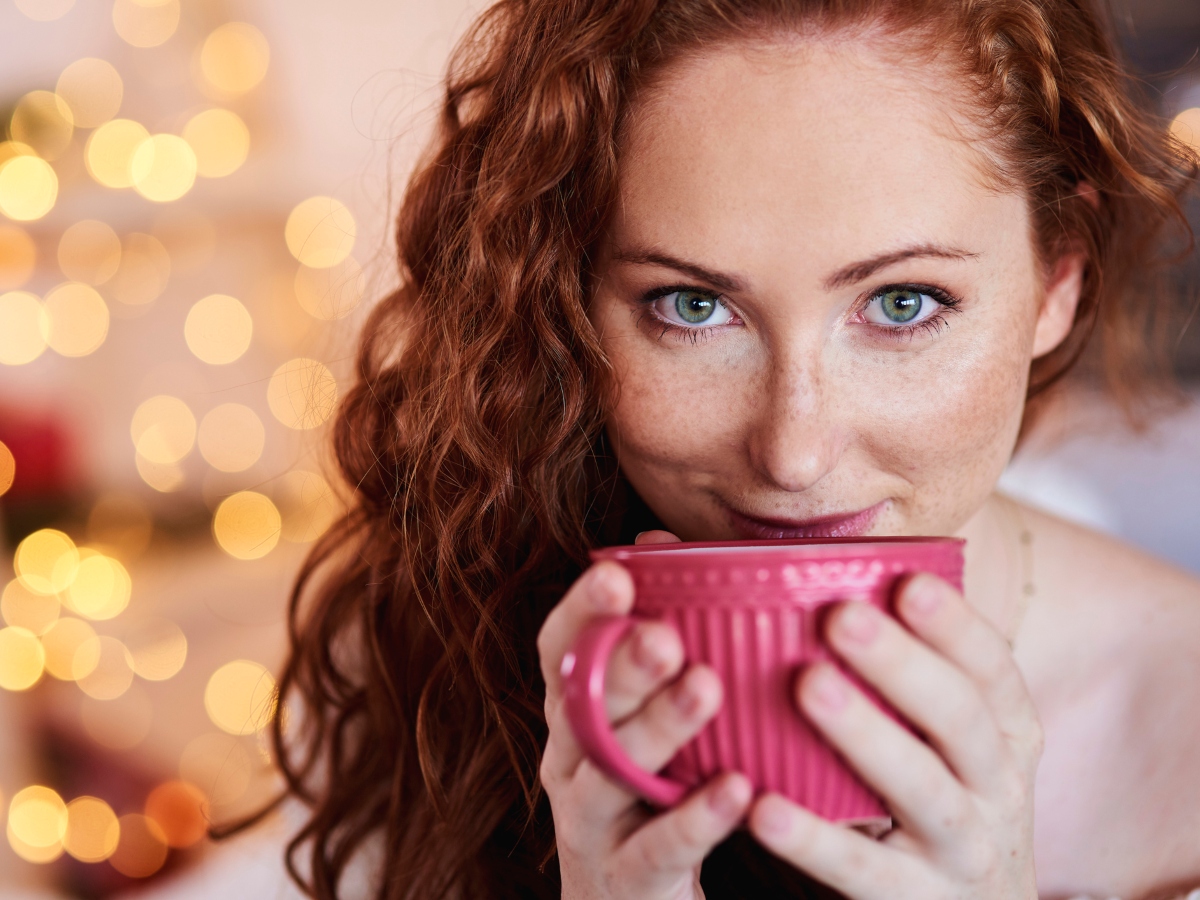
[267,1,1196,897]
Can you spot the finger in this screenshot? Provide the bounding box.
[537,561,634,697]
[634,530,683,545]
[795,662,975,842]
[604,619,684,722]
[895,574,1042,754]
[824,601,1011,794]
[619,772,752,891]
[572,663,723,821]
[749,793,926,900]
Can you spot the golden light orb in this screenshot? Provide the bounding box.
[86,119,150,189]
[135,454,185,493]
[14,528,79,596]
[131,395,196,465]
[108,814,168,878]
[63,796,121,863]
[278,470,340,543]
[145,781,208,849]
[81,683,153,749]
[10,91,74,161]
[294,256,365,321]
[110,232,170,307]
[124,617,187,681]
[179,732,252,808]
[56,58,124,129]
[7,786,67,864]
[212,491,281,560]
[0,224,37,290]
[198,403,265,473]
[131,134,196,203]
[199,23,270,96]
[112,0,179,48]
[40,616,97,680]
[182,108,250,178]
[284,196,356,269]
[204,659,276,735]
[14,0,75,21]
[0,156,58,222]
[184,294,252,364]
[74,634,135,700]
[58,219,122,285]
[2,578,60,635]
[0,440,14,496]
[0,291,48,366]
[66,553,131,621]
[1171,108,1200,155]
[0,626,46,691]
[267,358,338,430]
[43,282,110,358]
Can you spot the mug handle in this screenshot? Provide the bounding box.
[561,616,689,808]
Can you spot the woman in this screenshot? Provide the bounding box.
[271,0,1200,897]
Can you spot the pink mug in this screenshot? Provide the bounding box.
[561,537,964,826]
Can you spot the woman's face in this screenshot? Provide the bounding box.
[588,35,1082,541]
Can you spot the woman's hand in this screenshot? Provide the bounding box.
[537,532,753,899]
[747,573,1044,899]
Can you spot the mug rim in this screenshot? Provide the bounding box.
[592,535,964,562]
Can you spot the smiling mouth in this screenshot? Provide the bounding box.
[725,501,886,540]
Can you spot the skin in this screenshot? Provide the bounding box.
[536,34,1200,900]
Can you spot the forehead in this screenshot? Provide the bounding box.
[613,37,1025,267]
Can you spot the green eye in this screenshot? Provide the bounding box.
[675,290,717,323]
[879,289,923,323]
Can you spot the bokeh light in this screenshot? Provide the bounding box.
[144,781,208,848]
[0,291,48,365]
[56,58,124,129]
[267,358,338,429]
[0,440,15,497]
[131,395,196,465]
[87,492,154,560]
[131,134,197,202]
[284,196,356,268]
[86,119,150,189]
[43,282,110,357]
[184,294,252,364]
[183,108,250,178]
[198,403,265,472]
[108,814,168,878]
[2,579,59,635]
[0,156,58,221]
[135,455,185,493]
[63,796,121,863]
[40,616,97,680]
[278,470,340,543]
[112,0,180,49]
[212,491,281,560]
[14,529,79,596]
[0,626,46,691]
[66,552,132,620]
[10,91,74,160]
[204,659,276,735]
[110,232,171,306]
[58,220,122,285]
[199,23,270,96]
[294,256,365,321]
[81,684,153,750]
[74,635,135,700]
[14,0,75,21]
[179,732,252,808]
[124,617,187,681]
[7,786,67,864]
[1171,108,1200,155]
[0,224,37,290]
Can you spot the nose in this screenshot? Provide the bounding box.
[746,359,843,493]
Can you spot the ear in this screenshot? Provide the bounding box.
[1031,250,1085,359]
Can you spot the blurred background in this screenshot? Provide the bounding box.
[0,1,1195,897]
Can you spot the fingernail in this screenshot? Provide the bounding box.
[836,603,879,644]
[754,795,793,836]
[708,775,751,819]
[589,566,622,611]
[674,673,703,716]
[903,577,943,616]
[633,626,668,674]
[806,665,849,713]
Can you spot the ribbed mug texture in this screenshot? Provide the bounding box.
[591,538,964,824]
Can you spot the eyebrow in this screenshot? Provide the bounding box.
[609,243,978,294]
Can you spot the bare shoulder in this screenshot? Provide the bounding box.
[1013,504,1200,900]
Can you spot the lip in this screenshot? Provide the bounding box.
[725,501,886,540]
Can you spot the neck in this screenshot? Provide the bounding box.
[957,492,1031,642]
